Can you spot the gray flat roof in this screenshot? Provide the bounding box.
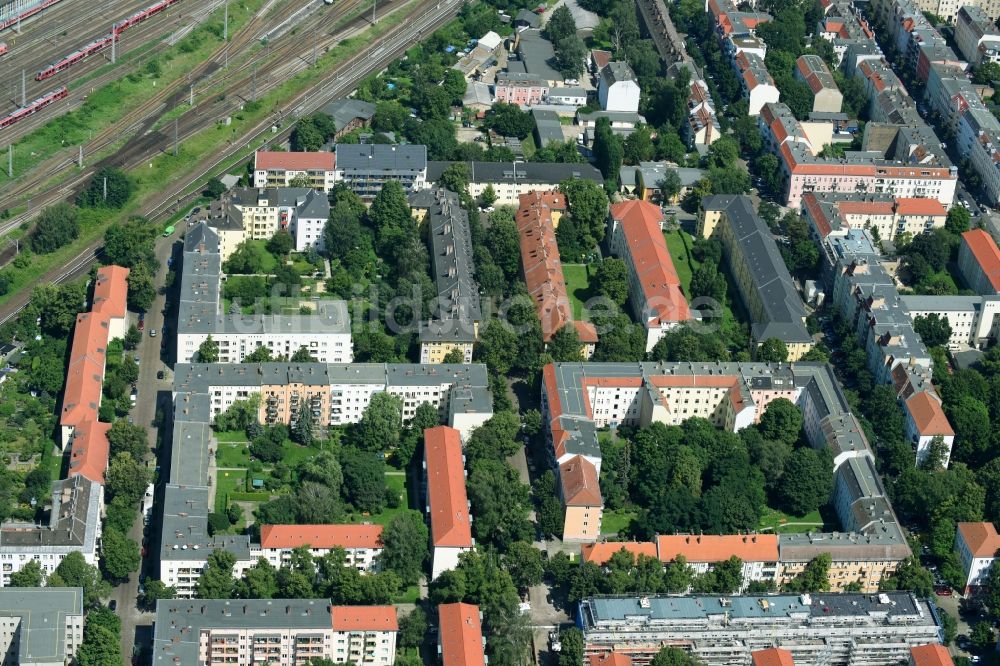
[335,143,427,173]
[516,29,563,82]
[0,588,83,664]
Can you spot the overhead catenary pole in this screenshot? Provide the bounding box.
[223,0,228,41]
[111,27,116,64]
[78,145,83,168]
[103,176,107,201]
[174,118,179,156]
[20,70,25,108]
[372,0,376,24]
[7,145,12,178]
[252,66,257,101]
[190,83,194,106]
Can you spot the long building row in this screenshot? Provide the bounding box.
[542,360,912,590]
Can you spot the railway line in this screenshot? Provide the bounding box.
[0,0,461,328]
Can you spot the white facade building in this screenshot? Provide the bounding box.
[597,62,641,113]
[253,524,383,572]
[955,522,1000,593]
[253,151,337,192]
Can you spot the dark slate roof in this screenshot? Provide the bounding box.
[335,144,427,173]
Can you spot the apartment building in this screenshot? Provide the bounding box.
[254,151,337,192]
[618,162,704,204]
[230,187,330,252]
[254,524,383,571]
[515,29,567,86]
[334,144,427,202]
[161,363,491,597]
[516,191,599,358]
[754,649,795,666]
[0,475,102,587]
[423,426,474,579]
[542,361,912,583]
[598,62,640,113]
[699,195,814,360]
[900,294,1000,349]
[801,192,947,244]
[592,654,633,666]
[418,189,481,364]
[959,229,1000,295]
[438,603,485,666]
[656,535,779,592]
[955,6,1000,63]
[795,55,843,113]
[706,0,772,38]
[495,72,549,106]
[685,75,722,147]
[758,102,957,209]
[816,1,879,67]
[579,592,941,666]
[559,455,603,542]
[901,390,955,467]
[735,51,781,115]
[152,600,398,666]
[425,161,605,205]
[955,521,1000,593]
[607,200,690,352]
[176,223,353,365]
[0,588,84,666]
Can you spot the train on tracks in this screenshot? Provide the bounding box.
[0,43,7,56]
[35,0,181,80]
[0,86,68,130]
[0,0,64,31]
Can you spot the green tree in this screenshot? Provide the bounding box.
[378,511,428,586]
[558,628,584,666]
[267,230,294,257]
[475,320,518,374]
[480,184,498,208]
[123,325,141,350]
[141,580,177,610]
[986,559,1000,618]
[946,206,971,234]
[103,218,157,269]
[439,162,471,195]
[485,103,534,139]
[196,335,219,363]
[78,167,132,209]
[292,119,325,152]
[235,559,279,599]
[373,100,408,132]
[196,549,237,599]
[973,621,995,649]
[106,452,152,504]
[204,178,227,198]
[757,338,789,362]
[544,5,577,43]
[353,392,402,452]
[9,560,45,587]
[52,551,111,608]
[624,124,656,165]
[100,527,141,581]
[31,203,80,254]
[784,553,831,592]
[291,346,317,362]
[595,258,629,306]
[126,262,157,312]
[689,261,726,302]
[914,313,953,348]
[651,647,700,666]
[107,419,148,460]
[76,623,121,666]
[777,447,832,515]
[340,448,386,513]
[560,178,610,246]
[880,556,934,597]
[503,541,545,592]
[554,36,587,79]
[759,398,802,446]
[292,401,315,447]
[548,323,583,362]
[467,459,533,549]
[592,117,623,190]
[973,61,1000,84]
[398,608,428,649]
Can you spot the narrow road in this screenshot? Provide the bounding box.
[111,232,176,663]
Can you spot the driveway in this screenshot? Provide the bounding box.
[111,233,178,663]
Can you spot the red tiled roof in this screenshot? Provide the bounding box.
[589,654,632,666]
[962,229,1000,291]
[957,522,1000,558]
[610,200,690,326]
[60,312,111,430]
[894,198,946,216]
[516,191,598,345]
[92,265,130,319]
[331,606,398,632]
[910,644,953,666]
[559,455,601,506]
[656,534,779,563]
[259,524,383,550]
[255,150,335,171]
[591,50,612,71]
[904,391,954,437]
[424,426,473,548]
[580,542,657,565]
[68,420,111,485]
[753,648,795,666]
[439,603,485,666]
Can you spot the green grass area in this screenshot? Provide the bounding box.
[602,508,637,534]
[280,441,317,467]
[368,473,408,526]
[216,441,251,468]
[664,229,698,295]
[215,469,247,513]
[215,431,250,443]
[562,263,596,319]
[393,585,421,603]
[758,507,825,534]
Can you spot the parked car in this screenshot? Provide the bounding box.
[157,370,165,380]
[137,319,144,331]
[149,329,156,337]
[109,600,117,611]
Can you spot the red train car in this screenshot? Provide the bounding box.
[0,0,64,31]
[35,35,112,80]
[0,86,69,130]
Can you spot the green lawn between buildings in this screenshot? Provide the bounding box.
[562,263,596,319]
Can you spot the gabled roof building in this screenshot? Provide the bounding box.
[423,426,474,579]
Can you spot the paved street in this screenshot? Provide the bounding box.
[112,232,178,663]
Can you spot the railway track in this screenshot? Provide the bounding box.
[0,0,461,327]
[0,0,310,209]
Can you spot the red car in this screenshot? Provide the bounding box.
[935,586,952,596]
[137,319,144,331]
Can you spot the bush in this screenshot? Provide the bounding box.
[207,512,230,535]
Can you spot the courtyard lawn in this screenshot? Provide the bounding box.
[216,441,251,468]
[602,508,638,535]
[393,585,421,603]
[370,473,409,526]
[215,470,248,514]
[215,431,250,444]
[759,507,826,534]
[280,442,317,467]
[664,229,699,294]
[562,263,596,319]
